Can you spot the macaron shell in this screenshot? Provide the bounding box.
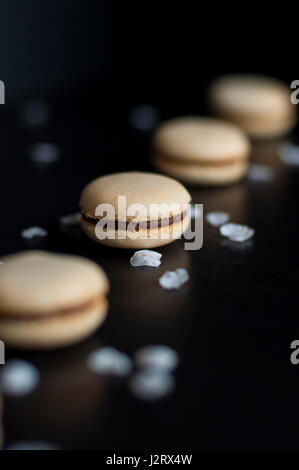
[225,112,296,139]
[154,156,248,185]
[0,298,108,349]
[81,212,190,249]
[0,251,109,316]
[152,117,250,163]
[79,171,191,219]
[208,75,296,138]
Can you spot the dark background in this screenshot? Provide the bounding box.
[0,0,299,451]
[0,1,294,104]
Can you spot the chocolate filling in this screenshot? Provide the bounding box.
[0,297,102,321]
[82,210,188,231]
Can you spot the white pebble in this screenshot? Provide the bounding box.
[129,368,175,401]
[0,261,3,264]
[0,359,40,396]
[248,164,274,182]
[159,268,189,290]
[206,211,230,227]
[128,104,160,131]
[134,345,179,371]
[278,143,299,167]
[59,212,81,226]
[87,347,133,377]
[21,226,48,239]
[30,143,61,164]
[20,99,51,127]
[220,223,254,242]
[130,250,162,267]
[6,441,60,450]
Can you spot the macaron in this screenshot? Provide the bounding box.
[152,117,250,185]
[0,251,109,349]
[79,171,191,249]
[208,75,296,138]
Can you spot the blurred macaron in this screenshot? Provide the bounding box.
[207,75,296,138]
[0,251,109,349]
[152,117,250,186]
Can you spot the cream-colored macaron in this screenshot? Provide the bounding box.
[208,75,296,138]
[79,171,191,249]
[0,251,109,349]
[152,117,250,185]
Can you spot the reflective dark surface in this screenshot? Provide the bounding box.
[1,98,299,450]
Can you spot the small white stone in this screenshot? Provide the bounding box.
[20,99,51,127]
[128,104,160,131]
[220,223,254,242]
[134,345,179,371]
[0,261,3,264]
[30,143,61,164]
[21,226,48,239]
[87,347,133,377]
[59,212,81,226]
[130,250,162,268]
[6,441,60,450]
[129,368,175,401]
[248,164,274,182]
[206,211,230,227]
[278,143,299,167]
[159,268,189,290]
[0,359,40,396]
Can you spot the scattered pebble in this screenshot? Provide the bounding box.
[129,368,175,401]
[0,261,3,264]
[188,204,201,219]
[6,441,60,450]
[220,223,254,242]
[20,99,51,127]
[248,164,274,182]
[134,345,179,371]
[278,143,299,167]
[21,226,48,239]
[87,347,133,377]
[0,360,40,396]
[59,212,81,226]
[30,143,61,164]
[221,239,254,251]
[128,104,160,131]
[130,250,162,267]
[206,211,230,227]
[159,268,189,290]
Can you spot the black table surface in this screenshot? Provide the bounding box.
[1,98,299,450]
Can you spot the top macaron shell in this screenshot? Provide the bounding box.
[208,75,296,137]
[0,251,109,316]
[80,171,191,221]
[153,117,250,162]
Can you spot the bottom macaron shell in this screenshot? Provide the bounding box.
[81,214,190,249]
[213,109,296,139]
[154,156,248,186]
[0,298,108,350]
